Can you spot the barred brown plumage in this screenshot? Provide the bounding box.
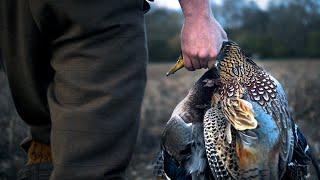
[203,106,239,180]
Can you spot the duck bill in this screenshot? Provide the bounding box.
[166,55,184,76]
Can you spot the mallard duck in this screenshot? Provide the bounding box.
[154,41,319,179]
[153,66,220,180]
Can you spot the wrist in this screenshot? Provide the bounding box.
[184,13,216,26]
[179,0,213,21]
[184,13,214,23]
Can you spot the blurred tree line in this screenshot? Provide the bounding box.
[146,0,320,62]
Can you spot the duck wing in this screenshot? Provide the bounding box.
[154,68,220,180]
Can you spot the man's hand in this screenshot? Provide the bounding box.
[179,0,228,70]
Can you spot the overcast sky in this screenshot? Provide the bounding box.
[154,0,270,10]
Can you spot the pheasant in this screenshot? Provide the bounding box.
[153,41,319,179]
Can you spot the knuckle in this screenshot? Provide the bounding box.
[186,50,196,57]
[198,51,209,59]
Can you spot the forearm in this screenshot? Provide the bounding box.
[179,0,213,20]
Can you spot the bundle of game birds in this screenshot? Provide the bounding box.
[153,41,320,180]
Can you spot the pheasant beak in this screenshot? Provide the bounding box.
[166,54,184,76]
